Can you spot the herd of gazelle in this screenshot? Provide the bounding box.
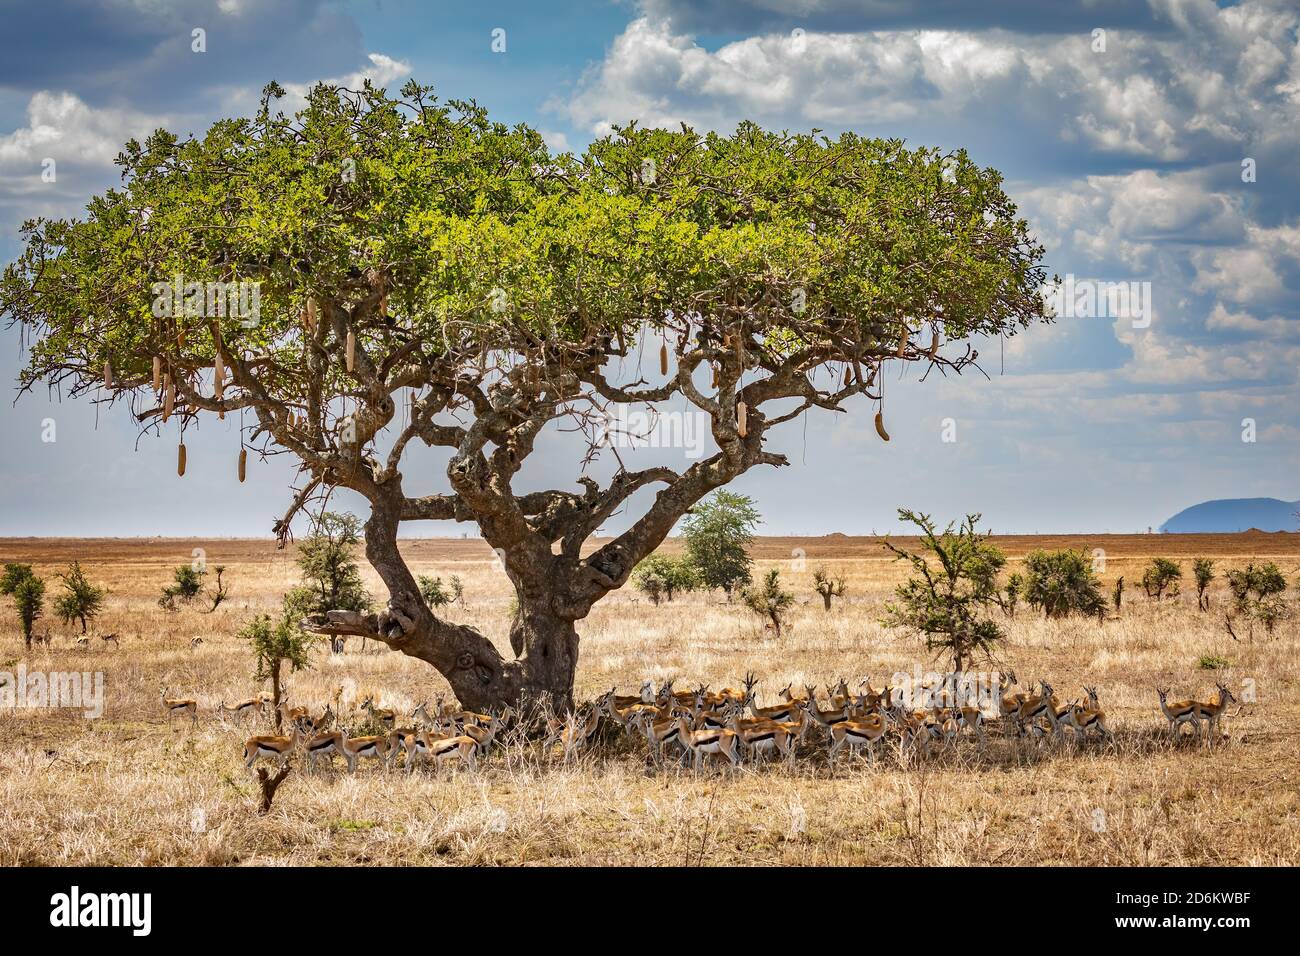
[161,672,1240,775]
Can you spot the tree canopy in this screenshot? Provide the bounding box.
[0,80,1051,710]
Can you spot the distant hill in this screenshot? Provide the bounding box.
[1161,498,1299,533]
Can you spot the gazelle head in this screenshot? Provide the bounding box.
[1039,680,1054,699]
[742,671,759,704]
[639,680,653,702]
[1083,686,1100,709]
[1216,683,1237,706]
[1156,686,1170,705]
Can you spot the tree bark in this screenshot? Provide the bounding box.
[270,660,283,732]
[308,484,582,714]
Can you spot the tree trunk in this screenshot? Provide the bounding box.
[821,592,832,611]
[312,489,584,715]
[270,660,282,732]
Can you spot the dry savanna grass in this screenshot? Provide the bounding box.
[0,532,1297,866]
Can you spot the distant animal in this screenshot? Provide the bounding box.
[74,637,89,649]
[161,687,198,728]
[217,697,266,723]
[190,637,205,650]
[100,632,120,648]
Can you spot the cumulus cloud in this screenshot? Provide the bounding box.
[0,91,165,171]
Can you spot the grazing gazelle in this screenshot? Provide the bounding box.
[1014,680,1056,738]
[100,632,120,649]
[243,722,304,769]
[743,674,801,726]
[1156,687,1201,738]
[827,711,889,768]
[611,681,655,709]
[800,685,852,733]
[1194,683,1238,748]
[304,726,347,773]
[339,729,393,773]
[461,712,505,758]
[160,687,197,728]
[675,716,742,772]
[560,703,604,762]
[361,696,397,728]
[1065,686,1111,741]
[727,712,798,765]
[216,696,265,724]
[405,731,479,774]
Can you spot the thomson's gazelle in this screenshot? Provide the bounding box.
[243,723,303,769]
[161,687,198,728]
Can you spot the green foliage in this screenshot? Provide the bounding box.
[1002,572,1023,617]
[287,512,371,618]
[812,565,846,611]
[240,611,316,681]
[7,572,46,646]
[1225,561,1289,640]
[881,510,1007,670]
[1022,549,1106,619]
[52,561,105,634]
[1,563,35,595]
[740,568,795,637]
[238,610,317,729]
[633,554,699,605]
[682,491,759,598]
[1141,557,1182,600]
[159,565,204,610]
[1,82,1048,408]
[1198,654,1230,671]
[418,575,451,608]
[1192,558,1216,611]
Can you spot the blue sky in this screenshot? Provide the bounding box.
[1,0,1297,537]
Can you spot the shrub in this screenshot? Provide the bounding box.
[418,575,451,608]
[1022,549,1106,619]
[239,611,316,731]
[3,565,46,648]
[1192,558,1216,611]
[159,565,204,610]
[53,561,105,634]
[881,510,1007,670]
[682,491,758,599]
[740,568,794,637]
[634,554,699,605]
[1141,557,1182,600]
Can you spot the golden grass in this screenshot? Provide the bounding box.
[0,533,1296,866]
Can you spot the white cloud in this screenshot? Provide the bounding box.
[0,91,165,171]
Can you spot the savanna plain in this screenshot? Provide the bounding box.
[1,532,1296,866]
